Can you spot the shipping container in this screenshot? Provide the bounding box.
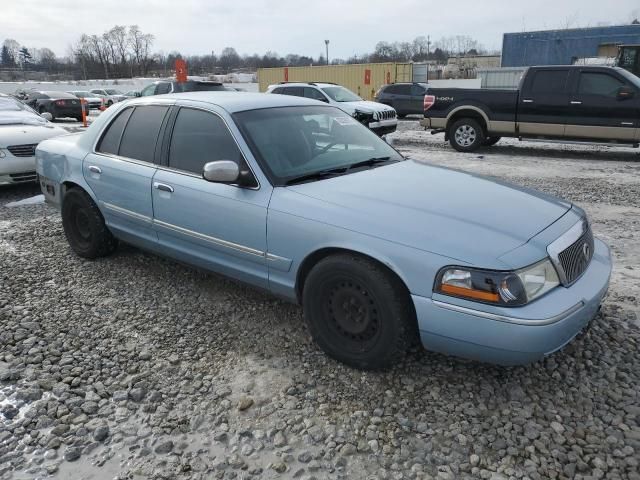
[257,63,413,100]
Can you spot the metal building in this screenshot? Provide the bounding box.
[502,24,640,67]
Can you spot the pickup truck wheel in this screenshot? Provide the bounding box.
[482,136,501,147]
[449,118,485,152]
[62,188,117,259]
[302,253,416,370]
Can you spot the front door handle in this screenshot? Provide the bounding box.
[154,182,174,193]
[88,165,102,174]
[570,101,582,105]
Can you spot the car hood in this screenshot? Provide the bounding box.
[284,160,571,267]
[337,100,396,115]
[0,121,68,147]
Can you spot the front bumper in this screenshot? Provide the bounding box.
[412,238,612,365]
[369,119,398,136]
[0,153,37,184]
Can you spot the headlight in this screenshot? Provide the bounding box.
[435,259,560,307]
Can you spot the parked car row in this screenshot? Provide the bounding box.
[0,93,68,185]
[34,91,611,369]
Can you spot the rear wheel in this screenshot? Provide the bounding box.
[62,188,117,259]
[482,136,501,147]
[302,253,416,370]
[448,118,485,152]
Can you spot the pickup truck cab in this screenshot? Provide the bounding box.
[421,66,640,152]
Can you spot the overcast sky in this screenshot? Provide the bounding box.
[3,0,640,58]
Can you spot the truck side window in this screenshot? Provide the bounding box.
[530,71,569,93]
[578,73,624,98]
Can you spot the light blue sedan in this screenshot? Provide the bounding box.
[36,92,612,369]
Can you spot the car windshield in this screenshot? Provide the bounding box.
[234,106,403,185]
[105,89,123,95]
[321,86,362,102]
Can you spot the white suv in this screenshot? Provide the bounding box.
[266,82,397,136]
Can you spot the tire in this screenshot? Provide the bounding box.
[482,136,501,147]
[302,253,416,370]
[61,188,117,259]
[448,117,485,152]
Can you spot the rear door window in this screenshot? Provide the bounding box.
[530,70,569,93]
[118,105,169,163]
[155,82,172,95]
[282,87,304,97]
[168,108,243,175]
[411,84,426,96]
[395,84,412,95]
[97,107,134,155]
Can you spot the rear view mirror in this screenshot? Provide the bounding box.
[617,86,635,100]
[40,112,53,121]
[203,160,239,183]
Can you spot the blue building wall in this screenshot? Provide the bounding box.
[502,25,640,67]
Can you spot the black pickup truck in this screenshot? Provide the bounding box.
[420,65,640,152]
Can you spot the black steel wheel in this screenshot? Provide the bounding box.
[302,253,416,370]
[61,188,118,259]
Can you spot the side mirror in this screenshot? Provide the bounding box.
[617,86,635,100]
[40,112,53,121]
[203,160,239,184]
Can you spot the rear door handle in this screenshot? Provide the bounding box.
[88,165,102,174]
[154,182,174,193]
[522,99,533,103]
[570,101,582,105]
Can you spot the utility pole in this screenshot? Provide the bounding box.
[325,39,330,65]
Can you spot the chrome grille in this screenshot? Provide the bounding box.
[378,110,396,120]
[548,219,593,286]
[7,144,37,157]
[558,227,594,285]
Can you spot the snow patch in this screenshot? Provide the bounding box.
[5,194,45,207]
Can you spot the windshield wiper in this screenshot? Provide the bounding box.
[284,168,348,185]
[284,157,396,186]
[344,156,394,172]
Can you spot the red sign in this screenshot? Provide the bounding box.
[284,67,289,82]
[364,69,371,85]
[175,59,188,83]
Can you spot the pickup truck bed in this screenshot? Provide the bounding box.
[420,65,640,152]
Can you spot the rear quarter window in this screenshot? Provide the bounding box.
[97,107,134,155]
[117,105,169,163]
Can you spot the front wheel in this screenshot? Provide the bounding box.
[302,254,416,370]
[62,188,118,259]
[448,118,485,152]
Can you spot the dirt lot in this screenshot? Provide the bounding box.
[1,120,639,480]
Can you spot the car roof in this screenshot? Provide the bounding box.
[126,91,325,113]
[270,82,339,88]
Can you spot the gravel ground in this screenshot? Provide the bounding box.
[1,120,639,480]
